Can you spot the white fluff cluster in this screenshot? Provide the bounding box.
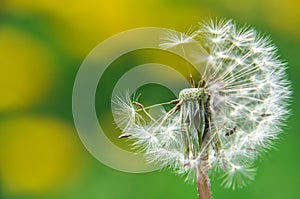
[112,19,290,189]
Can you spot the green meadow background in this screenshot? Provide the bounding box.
[0,0,299,199]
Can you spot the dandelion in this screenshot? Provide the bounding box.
[112,19,291,199]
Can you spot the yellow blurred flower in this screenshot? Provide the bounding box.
[0,26,54,111]
[0,117,84,194]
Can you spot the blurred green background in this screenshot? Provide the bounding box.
[0,0,299,199]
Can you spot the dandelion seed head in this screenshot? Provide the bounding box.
[114,18,291,189]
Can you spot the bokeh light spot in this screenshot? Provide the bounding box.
[0,26,54,111]
[0,117,84,194]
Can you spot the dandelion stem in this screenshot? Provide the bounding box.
[197,110,212,199]
[196,159,211,199]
